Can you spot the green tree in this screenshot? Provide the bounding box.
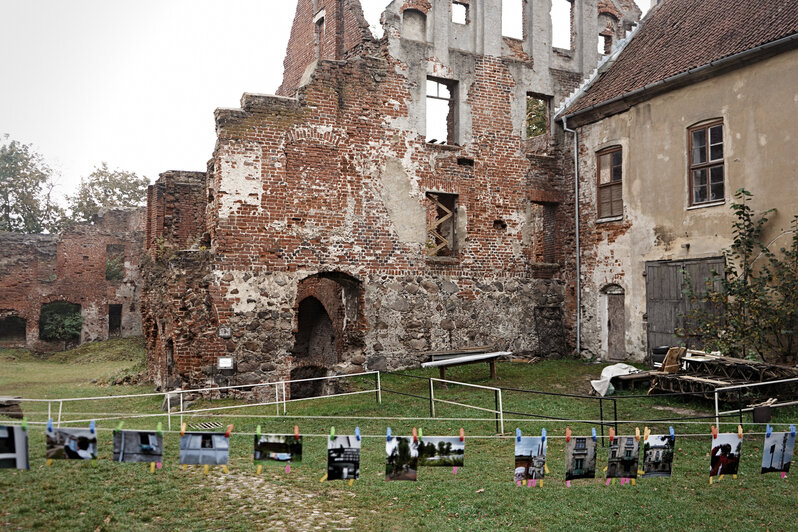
[67,162,149,223]
[0,134,64,233]
[39,302,83,342]
[679,189,798,363]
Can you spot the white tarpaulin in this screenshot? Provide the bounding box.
[590,363,641,396]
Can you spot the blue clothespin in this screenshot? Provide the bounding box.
[89,420,96,434]
[791,425,796,437]
[669,426,675,442]
[766,424,773,438]
[516,428,522,442]
[47,418,53,432]
[156,422,163,436]
[592,428,597,442]
[355,427,361,442]
[386,427,392,442]
[541,428,547,443]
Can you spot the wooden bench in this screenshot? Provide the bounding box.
[421,349,511,380]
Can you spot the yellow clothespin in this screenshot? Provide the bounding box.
[150,462,156,474]
[180,423,187,437]
[203,465,210,475]
[320,473,328,482]
[544,464,550,474]
[738,425,743,439]
[348,478,354,486]
[222,465,229,474]
[635,427,641,442]
[256,465,263,475]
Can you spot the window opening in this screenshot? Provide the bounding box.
[39,302,82,342]
[109,304,122,337]
[0,316,26,344]
[551,0,572,49]
[598,33,612,55]
[575,438,586,450]
[315,17,325,59]
[543,204,557,263]
[402,9,427,41]
[502,0,524,39]
[426,192,458,257]
[526,93,550,138]
[597,147,623,219]
[452,1,468,24]
[106,244,125,281]
[689,121,724,205]
[426,78,457,144]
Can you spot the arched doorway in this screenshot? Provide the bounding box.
[290,297,337,399]
[601,284,626,361]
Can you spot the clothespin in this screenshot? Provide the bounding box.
[387,427,392,442]
[150,462,156,474]
[47,418,53,432]
[22,418,27,432]
[643,427,651,442]
[609,428,615,443]
[256,425,262,439]
[592,428,597,442]
[89,420,96,434]
[711,425,718,439]
[737,425,743,439]
[412,427,418,443]
[294,426,300,441]
[115,421,125,434]
[766,424,773,438]
[180,423,187,437]
[417,428,422,441]
[635,427,640,442]
[516,428,522,442]
[541,428,546,443]
[355,427,361,442]
[329,427,335,441]
[791,425,796,437]
[565,427,572,442]
[459,428,465,442]
[225,424,233,438]
[669,426,675,442]
[156,422,163,436]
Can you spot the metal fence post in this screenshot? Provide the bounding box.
[275,384,280,415]
[57,400,63,427]
[599,398,605,447]
[737,389,743,426]
[613,398,618,435]
[48,400,52,423]
[714,390,720,428]
[167,394,171,431]
[179,392,184,428]
[282,382,287,414]
[376,372,382,405]
[497,389,504,434]
[429,379,436,418]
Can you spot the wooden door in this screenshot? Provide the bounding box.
[607,292,626,360]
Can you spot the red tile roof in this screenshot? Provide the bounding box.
[563,0,798,118]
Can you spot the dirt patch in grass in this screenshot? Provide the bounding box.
[651,404,704,417]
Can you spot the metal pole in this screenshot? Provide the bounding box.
[737,389,743,426]
[57,400,63,427]
[48,401,51,421]
[613,398,618,435]
[714,390,720,428]
[429,379,436,418]
[167,394,171,431]
[179,392,184,428]
[599,398,605,447]
[376,372,382,405]
[497,389,504,435]
[282,382,287,414]
[275,384,280,416]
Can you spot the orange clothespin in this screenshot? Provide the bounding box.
[180,423,187,437]
[635,427,640,442]
[565,427,572,442]
[609,428,615,443]
[459,428,465,442]
[737,425,743,439]
[711,425,718,439]
[643,427,651,442]
[412,427,418,443]
[294,425,300,441]
[225,424,234,438]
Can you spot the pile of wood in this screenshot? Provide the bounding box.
[649,348,798,401]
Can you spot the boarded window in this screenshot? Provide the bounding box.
[315,17,325,59]
[426,78,458,144]
[426,192,458,257]
[526,93,550,138]
[109,304,122,337]
[106,244,125,281]
[597,147,623,219]
[689,121,724,205]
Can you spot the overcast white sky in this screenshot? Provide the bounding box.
[0,0,650,202]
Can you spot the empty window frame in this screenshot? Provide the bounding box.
[551,0,573,50]
[108,304,122,337]
[315,16,325,59]
[426,192,458,257]
[597,146,623,219]
[689,121,724,205]
[526,93,550,138]
[426,77,458,144]
[106,244,125,281]
[452,1,469,24]
[502,0,524,39]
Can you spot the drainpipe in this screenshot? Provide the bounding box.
[562,117,581,357]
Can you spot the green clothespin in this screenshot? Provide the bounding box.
[329,426,336,441]
[21,418,27,432]
[156,422,163,436]
[115,421,125,434]
[418,428,423,441]
[256,425,262,438]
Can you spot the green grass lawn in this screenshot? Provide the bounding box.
[1,341,797,530]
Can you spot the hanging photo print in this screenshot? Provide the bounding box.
[565,435,596,481]
[254,434,303,463]
[514,436,546,482]
[385,436,419,481]
[709,433,741,477]
[46,427,97,460]
[328,435,360,480]
[418,436,465,467]
[761,431,795,474]
[643,434,675,478]
[0,425,29,470]
[607,436,640,478]
[113,430,163,463]
[179,432,230,465]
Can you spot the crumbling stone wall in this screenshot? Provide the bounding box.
[0,209,145,350]
[143,0,639,392]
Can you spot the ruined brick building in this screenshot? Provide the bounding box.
[0,209,145,350]
[143,0,641,392]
